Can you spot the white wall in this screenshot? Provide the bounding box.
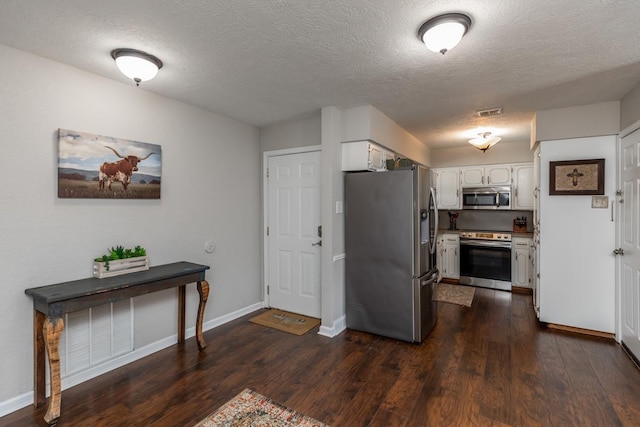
[430,140,533,167]
[0,44,262,408]
[260,112,321,152]
[621,82,640,131]
[539,136,616,333]
[342,105,431,166]
[534,101,620,143]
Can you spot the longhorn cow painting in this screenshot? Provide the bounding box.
[58,129,162,199]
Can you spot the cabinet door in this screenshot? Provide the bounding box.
[513,164,534,210]
[486,165,511,185]
[436,168,460,209]
[436,237,444,281]
[442,235,460,279]
[512,238,532,288]
[446,244,459,279]
[368,143,383,170]
[460,167,484,186]
[513,248,530,287]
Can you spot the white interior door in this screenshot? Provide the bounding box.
[620,128,640,359]
[267,150,321,318]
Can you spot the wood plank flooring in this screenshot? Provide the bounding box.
[3,288,640,426]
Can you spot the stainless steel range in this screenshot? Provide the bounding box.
[459,231,512,291]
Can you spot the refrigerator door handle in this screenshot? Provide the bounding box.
[430,187,439,254]
[421,272,438,287]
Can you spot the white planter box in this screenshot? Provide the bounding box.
[93,256,149,279]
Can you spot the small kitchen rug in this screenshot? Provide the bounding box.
[433,283,475,307]
[194,388,329,427]
[249,309,320,335]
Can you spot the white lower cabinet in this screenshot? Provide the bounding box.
[512,237,533,288]
[437,233,459,280]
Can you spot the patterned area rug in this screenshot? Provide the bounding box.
[194,389,329,427]
[433,283,475,307]
[249,309,320,335]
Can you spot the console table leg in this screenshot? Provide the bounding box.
[178,285,186,343]
[43,317,64,425]
[196,280,210,350]
[33,310,46,408]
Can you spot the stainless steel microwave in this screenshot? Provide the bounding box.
[462,186,511,210]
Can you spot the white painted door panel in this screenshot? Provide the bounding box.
[267,151,321,318]
[620,129,640,358]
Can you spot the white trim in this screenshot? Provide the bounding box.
[318,315,347,338]
[0,392,32,420]
[620,119,640,139]
[262,145,322,311]
[0,302,264,418]
[332,253,345,262]
[264,145,322,158]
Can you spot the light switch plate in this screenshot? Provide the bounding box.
[592,195,608,208]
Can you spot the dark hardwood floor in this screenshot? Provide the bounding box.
[4,288,640,427]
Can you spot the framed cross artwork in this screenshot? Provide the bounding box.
[549,158,605,195]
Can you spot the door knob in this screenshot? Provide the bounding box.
[613,248,625,256]
[312,240,322,247]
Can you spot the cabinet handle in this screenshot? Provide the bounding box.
[515,188,518,197]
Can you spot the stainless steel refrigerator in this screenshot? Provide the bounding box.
[345,166,439,343]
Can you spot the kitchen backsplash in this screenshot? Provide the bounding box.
[438,209,533,233]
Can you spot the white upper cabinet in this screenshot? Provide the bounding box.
[341,140,395,171]
[460,165,511,186]
[512,163,534,210]
[434,162,534,211]
[435,168,461,209]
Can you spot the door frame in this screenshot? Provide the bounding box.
[262,145,322,309]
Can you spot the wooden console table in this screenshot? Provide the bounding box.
[24,261,210,425]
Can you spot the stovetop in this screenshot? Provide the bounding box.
[459,231,512,241]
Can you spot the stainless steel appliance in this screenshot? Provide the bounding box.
[462,186,511,210]
[345,166,438,343]
[459,231,512,291]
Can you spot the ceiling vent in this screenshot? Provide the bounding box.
[476,107,503,117]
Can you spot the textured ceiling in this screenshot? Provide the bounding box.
[1,0,639,148]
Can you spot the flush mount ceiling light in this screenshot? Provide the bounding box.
[418,13,472,54]
[111,48,163,86]
[468,132,501,152]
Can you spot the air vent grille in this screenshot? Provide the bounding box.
[476,107,503,117]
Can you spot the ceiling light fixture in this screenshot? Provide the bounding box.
[111,48,163,87]
[418,13,472,54]
[468,132,501,152]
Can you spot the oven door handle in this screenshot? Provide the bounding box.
[460,239,512,249]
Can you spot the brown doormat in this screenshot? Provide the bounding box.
[433,283,475,307]
[249,309,320,335]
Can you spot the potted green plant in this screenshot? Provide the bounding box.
[93,245,148,278]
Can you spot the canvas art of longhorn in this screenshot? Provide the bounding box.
[57,128,162,199]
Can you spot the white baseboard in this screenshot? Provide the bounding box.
[0,392,33,420]
[0,301,264,418]
[318,315,347,338]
